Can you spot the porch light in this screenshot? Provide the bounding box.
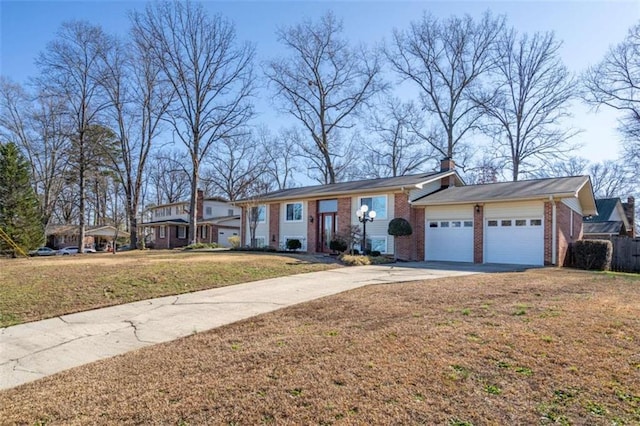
[356,204,376,253]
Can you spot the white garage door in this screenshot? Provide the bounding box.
[485,218,544,265]
[425,219,474,262]
[217,228,239,248]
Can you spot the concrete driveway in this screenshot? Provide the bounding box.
[0,262,527,390]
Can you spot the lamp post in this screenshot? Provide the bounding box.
[356,204,376,254]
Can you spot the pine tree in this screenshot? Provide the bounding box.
[0,142,44,254]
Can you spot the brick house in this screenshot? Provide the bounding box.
[143,191,241,249]
[235,160,597,266]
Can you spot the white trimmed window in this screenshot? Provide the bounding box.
[254,236,266,248]
[360,236,387,254]
[201,226,207,239]
[205,206,212,216]
[178,226,186,239]
[359,195,387,219]
[159,225,166,238]
[285,202,303,222]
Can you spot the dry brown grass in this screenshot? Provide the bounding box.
[0,250,338,327]
[1,269,639,425]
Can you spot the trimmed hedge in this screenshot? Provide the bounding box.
[573,239,613,271]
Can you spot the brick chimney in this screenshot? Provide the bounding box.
[440,157,456,188]
[624,196,635,238]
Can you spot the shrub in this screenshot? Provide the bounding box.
[573,240,612,271]
[339,254,394,266]
[388,217,413,237]
[184,242,219,250]
[329,239,348,253]
[228,235,241,249]
[286,239,302,251]
[370,250,381,257]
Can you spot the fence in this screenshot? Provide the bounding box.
[610,236,640,273]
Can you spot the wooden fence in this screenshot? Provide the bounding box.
[610,236,640,273]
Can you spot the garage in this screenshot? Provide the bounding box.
[425,206,474,262]
[484,202,544,265]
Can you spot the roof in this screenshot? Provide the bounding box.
[235,171,460,203]
[584,198,619,222]
[411,175,597,215]
[583,221,624,235]
[45,224,127,237]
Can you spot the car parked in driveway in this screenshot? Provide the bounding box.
[57,246,97,255]
[29,247,57,257]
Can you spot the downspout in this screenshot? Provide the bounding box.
[550,196,557,265]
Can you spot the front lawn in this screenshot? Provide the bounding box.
[1,269,639,424]
[0,251,338,327]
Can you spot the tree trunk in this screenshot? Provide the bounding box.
[189,160,199,245]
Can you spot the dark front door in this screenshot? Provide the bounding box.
[319,212,337,253]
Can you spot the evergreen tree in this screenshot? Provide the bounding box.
[0,142,44,254]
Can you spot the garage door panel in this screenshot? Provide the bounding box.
[426,219,474,262]
[485,218,543,265]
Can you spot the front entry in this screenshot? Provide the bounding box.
[319,212,337,253]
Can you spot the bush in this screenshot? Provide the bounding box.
[329,239,348,253]
[573,240,613,271]
[388,217,413,237]
[370,250,381,257]
[231,246,277,253]
[184,242,219,250]
[286,239,302,251]
[339,254,394,266]
[228,235,241,249]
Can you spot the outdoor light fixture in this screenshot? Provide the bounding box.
[356,204,376,253]
[309,215,314,223]
[475,204,481,213]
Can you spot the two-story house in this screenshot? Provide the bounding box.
[144,190,241,249]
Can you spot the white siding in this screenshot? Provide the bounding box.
[425,205,475,220]
[280,201,308,250]
[483,201,543,219]
[246,205,269,246]
[561,197,583,216]
[203,200,241,218]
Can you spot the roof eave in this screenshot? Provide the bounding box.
[411,192,579,206]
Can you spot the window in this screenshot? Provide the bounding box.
[318,199,338,213]
[228,209,234,216]
[159,226,166,238]
[201,226,207,239]
[440,221,450,228]
[530,219,542,226]
[178,226,186,239]
[515,219,527,227]
[488,220,498,227]
[451,221,462,228]
[429,221,438,228]
[205,206,212,216]
[251,205,266,223]
[254,236,266,248]
[464,221,473,227]
[364,236,387,254]
[360,196,387,219]
[285,202,303,222]
[501,220,512,227]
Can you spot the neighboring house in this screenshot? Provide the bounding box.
[583,197,635,239]
[235,159,597,266]
[143,190,241,249]
[45,225,128,250]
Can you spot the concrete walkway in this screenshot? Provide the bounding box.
[0,262,523,390]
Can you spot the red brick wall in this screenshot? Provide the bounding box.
[556,202,583,267]
[269,203,280,249]
[473,205,484,263]
[543,201,553,265]
[394,192,413,260]
[337,197,352,237]
[307,201,318,253]
[410,207,425,261]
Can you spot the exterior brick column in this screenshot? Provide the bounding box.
[473,205,484,264]
[337,197,352,237]
[543,201,553,265]
[307,201,318,253]
[556,202,584,267]
[410,207,425,261]
[269,203,280,249]
[394,192,412,260]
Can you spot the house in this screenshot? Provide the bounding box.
[235,159,597,266]
[583,197,635,239]
[45,224,128,250]
[143,190,241,249]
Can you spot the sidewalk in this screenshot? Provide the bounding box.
[0,262,520,390]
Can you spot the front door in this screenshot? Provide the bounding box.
[319,212,337,252]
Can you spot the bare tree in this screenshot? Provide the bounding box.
[260,126,298,190]
[36,20,111,252]
[363,98,435,177]
[589,161,632,198]
[265,11,383,184]
[132,1,255,244]
[386,11,505,163]
[99,30,172,249]
[148,149,191,205]
[0,78,70,227]
[202,132,266,201]
[475,30,577,180]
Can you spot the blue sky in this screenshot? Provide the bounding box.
[1,0,639,165]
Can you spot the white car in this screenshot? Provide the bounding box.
[58,246,97,255]
[29,247,57,257]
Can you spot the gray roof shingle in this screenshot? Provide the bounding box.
[584,198,619,222]
[583,221,624,235]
